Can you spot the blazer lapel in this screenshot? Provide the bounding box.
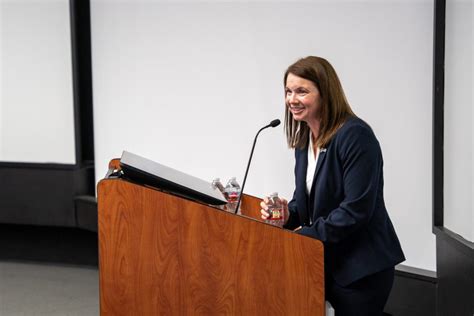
[313,147,327,185]
[295,148,310,225]
[308,148,327,222]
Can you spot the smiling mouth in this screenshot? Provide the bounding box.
[289,106,305,112]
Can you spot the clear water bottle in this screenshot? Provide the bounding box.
[211,178,226,197]
[211,178,227,210]
[265,192,284,226]
[224,177,241,213]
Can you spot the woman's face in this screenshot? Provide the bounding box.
[285,73,322,126]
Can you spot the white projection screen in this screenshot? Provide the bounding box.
[0,0,76,164]
[444,0,473,242]
[91,0,435,271]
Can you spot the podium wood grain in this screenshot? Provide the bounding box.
[240,194,263,221]
[98,179,324,315]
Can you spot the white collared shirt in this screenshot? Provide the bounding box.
[306,134,320,194]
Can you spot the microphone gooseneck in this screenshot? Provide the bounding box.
[234,119,281,214]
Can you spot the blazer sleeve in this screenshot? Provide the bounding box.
[298,125,382,243]
[283,150,302,230]
[284,191,301,230]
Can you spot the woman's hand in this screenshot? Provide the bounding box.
[260,197,290,227]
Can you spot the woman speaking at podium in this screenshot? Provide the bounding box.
[260,56,405,316]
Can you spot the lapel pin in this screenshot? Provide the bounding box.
[320,148,327,153]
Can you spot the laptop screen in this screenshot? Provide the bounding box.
[119,151,227,206]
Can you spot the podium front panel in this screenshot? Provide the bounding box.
[98,179,324,315]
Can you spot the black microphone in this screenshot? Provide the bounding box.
[235,119,281,214]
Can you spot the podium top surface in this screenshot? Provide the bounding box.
[119,151,227,206]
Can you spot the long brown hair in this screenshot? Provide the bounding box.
[284,56,355,149]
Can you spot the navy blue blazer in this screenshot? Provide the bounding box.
[285,117,405,286]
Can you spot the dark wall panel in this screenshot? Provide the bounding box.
[0,163,94,227]
[0,223,98,266]
[385,266,437,316]
[436,229,474,315]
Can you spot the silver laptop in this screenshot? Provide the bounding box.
[119,151,227,206]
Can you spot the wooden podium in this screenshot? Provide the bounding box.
[98,160,325,315]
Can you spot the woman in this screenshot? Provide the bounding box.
[260,56,405,315]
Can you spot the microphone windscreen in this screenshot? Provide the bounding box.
[270,119,281,127]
